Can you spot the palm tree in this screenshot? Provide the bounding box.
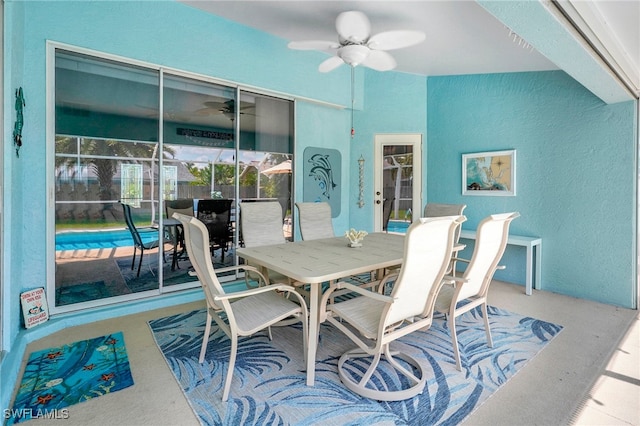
[55,136,174,209]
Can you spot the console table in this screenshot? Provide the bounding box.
[459,230,541,296]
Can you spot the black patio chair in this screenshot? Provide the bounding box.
[197,199,233,262]
[120,201,161,277]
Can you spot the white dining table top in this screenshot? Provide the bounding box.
[236,232,406,284]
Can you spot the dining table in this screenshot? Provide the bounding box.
[236,232,406,386]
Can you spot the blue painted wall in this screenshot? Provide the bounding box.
[427,71,637,307]
[349,69,428,231]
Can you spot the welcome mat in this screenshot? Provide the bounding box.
[149,306,562,426]
[8,332,134,424]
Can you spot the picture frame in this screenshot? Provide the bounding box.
[462,149,516,196]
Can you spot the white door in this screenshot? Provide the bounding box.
[374,134,422,232]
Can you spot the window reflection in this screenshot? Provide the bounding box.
[53,49,294,310]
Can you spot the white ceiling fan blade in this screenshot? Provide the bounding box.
[367,30,426,51]
[318,56,345,73]
[288,40,339,51]
[361,50,397,72]
[336,11,371,43]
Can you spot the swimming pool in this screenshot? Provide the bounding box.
[55,229,156,251]
[387,220,409,234]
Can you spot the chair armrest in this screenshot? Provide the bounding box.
[376,272,400,294]
[442,275,468,286]
[324,281,394,305]
[213,283,296,301]
[138,226,159,232]
[187,265,269,286]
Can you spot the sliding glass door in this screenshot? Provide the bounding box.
[51,47,293,312]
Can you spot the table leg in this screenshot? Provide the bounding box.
[306,282,321,386]
[171,230,179,271]
[525,245,533,295]
[535,242,542,291]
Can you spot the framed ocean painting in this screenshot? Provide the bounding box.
[462,150,516,196]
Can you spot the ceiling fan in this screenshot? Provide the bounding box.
[288,10,426,73]
[196,99,255,121]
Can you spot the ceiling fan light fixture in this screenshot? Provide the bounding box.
[338,45,370,67]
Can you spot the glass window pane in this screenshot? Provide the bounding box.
[53,51,296,308]
[55,49,160,142]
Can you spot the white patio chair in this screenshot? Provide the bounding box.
[240,201,286,247]
[434,212,520,371]
[239,201,291,286]
[172,212,308,402]
[295,202,335,240]
[424,203,467,275]
[319,215,466,401]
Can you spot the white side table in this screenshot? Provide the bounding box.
[460,230,542,295]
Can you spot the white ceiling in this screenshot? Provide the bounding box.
[181,0,560,76]
[180,0,639,101]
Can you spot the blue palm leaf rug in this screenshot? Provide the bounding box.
[8,332,134,424]
[149,307,562,426]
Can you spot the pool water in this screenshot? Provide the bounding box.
[56,229,157,250]
[57,221,410,251]
[387,220,410,234]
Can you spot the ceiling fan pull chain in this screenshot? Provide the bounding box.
[351,65,355,138]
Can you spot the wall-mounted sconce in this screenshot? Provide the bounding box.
[358,155,365,208]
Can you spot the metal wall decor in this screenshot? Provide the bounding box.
[303,147,342,216]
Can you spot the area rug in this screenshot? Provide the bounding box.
[116,255,197,292]
[8,332,134,424]
[55,281,116,306]
[117,250,235,293]
[148,306,562,426]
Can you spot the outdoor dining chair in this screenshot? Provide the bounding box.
[239,201,286,248]
[382,197,395,232]
[295,202,334,240]
[319,214,466,401]
[197,199,233,262]
[239,201,292,286]
[434,212,520,371]
[120,201,163,277]
[172,212,308,402]
[165,199,194,263]
[424,203,467,275]
[166,198,194,218]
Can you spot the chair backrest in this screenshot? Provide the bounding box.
[121,202,144,248]
[166,198,194,219]
[382,198,395,231]
[240,201,286,247]
[424,203,467,243]
[172,213,226,311]
[386,215,466,325]
[295,202,334,240]
[458,212,520,301]
[197,199,233,243]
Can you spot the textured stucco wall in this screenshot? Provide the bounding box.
[349,70,428,232]
[427,71,636,308]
